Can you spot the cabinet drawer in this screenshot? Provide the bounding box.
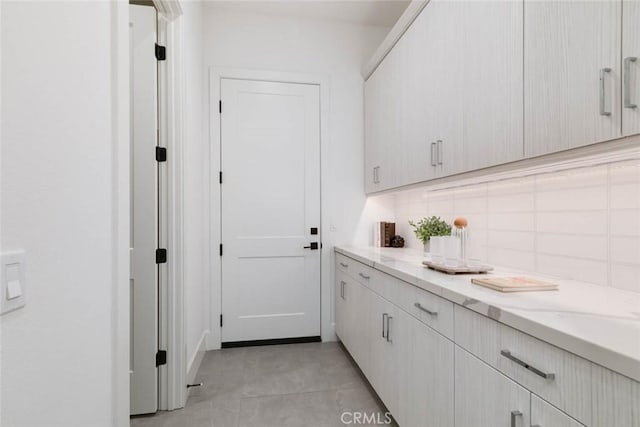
[336,253,355,275]
[498,324,592,425]
[335,253,377,287]
[387,274,454,339]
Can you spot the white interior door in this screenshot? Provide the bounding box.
[129,4,158,415]
[220,78,321,344]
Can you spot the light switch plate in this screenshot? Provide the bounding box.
[1,251,26,315]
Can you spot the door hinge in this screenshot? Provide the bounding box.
[156,350,167,367]
[156,248,167,264]
[219,100,222,114]
[155,43,166,61]
[219,244,223,256]
[220,314,223,327]
[219,171,223,184]
[155,146,167,162]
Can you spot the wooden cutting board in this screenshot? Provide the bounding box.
[471,277,559,292]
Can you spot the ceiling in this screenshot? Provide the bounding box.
[203,0,412,27]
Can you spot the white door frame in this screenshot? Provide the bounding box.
[154,0,186,411]
[208,67,332,350]
[113,1,187,422]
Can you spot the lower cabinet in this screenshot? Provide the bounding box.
[335,253,638,427]
[335,270,370,376]
[455,346,530,427]
[337,265,454,427]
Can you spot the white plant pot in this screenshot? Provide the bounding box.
[423,241,430,254]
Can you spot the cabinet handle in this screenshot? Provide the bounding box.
[382,313,388,338]
[599,67,612,116]
[624,57,637,109]
[358,272,370,280]
[437,140,443,165]
[414,302,438,316]
[339,262,349,268]
[340,281,345,299]
[501,350,555,380]
[373,166,380,184]
[386,316,393,343]
[430,142,437,166]
[510,410,522,427]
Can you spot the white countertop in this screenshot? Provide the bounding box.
[335,245,640,383]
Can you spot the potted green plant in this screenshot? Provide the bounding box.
[408,216,452,253]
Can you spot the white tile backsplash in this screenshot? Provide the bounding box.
[487,212,535,231]
[610,263,640,293]
[537,211,608,235]
[537,254,609,287]
[536,186,608,211]
[610,182,640,209]
[610,237,640,265]
[537,233,608,260]
[390,159,640,293]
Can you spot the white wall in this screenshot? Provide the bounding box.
[181,0,209,383]
[202,8,390,345]
[1,1,129,426]
[392,159,640,293]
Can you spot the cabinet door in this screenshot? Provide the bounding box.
[364,45,404,193]
[455,347,530,427]
[400,316,454,427]
[335,270,348,346]
[367,292,398,418]
[461,0,523,171]
[402,0,462,184]
[364,62,384,194]
[348,279,371,379]
[531,395,585,427]
[623,0,640,135]
[524,0,621,157]
[367,291,413,425]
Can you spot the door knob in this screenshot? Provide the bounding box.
[303,242,319,250]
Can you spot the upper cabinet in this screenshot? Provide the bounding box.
[401,0,463,184]
[364,43,405,193]
[364,0,524,194]
[364,0,638,194]
[623,0,640,136]
[524,1,622,157]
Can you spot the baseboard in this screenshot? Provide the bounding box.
[221,336,321,348]
[186,330,209,398]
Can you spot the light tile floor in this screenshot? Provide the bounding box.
[131,342,395,427]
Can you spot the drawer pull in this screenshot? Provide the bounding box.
[624,57,637,109]
[510,410,522,427]
[340,281,346,299]
[358,272,371,280]
[600,67,612,116]
[386,316,393,343]
[339,262,349,268]
[501,350,556,380]
[382,313,388,339]
[414,302,438,316]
